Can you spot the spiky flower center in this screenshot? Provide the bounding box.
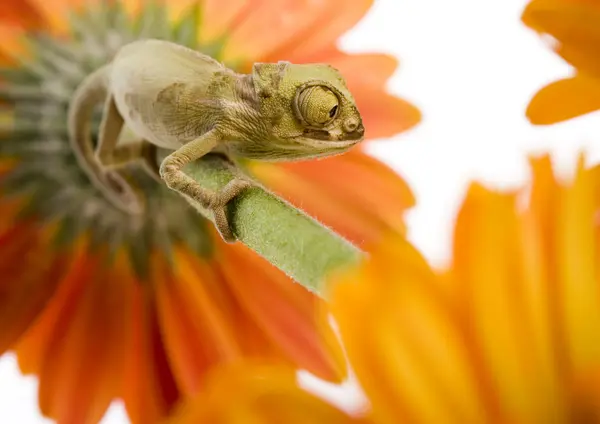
[0,1,237,274]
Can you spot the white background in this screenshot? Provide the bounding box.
[2,0,600,422]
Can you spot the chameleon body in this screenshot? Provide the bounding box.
[68,39,364,242]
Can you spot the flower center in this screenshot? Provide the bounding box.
[0,1,232,275]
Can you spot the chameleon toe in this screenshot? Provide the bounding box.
[213,206,236,243]
[217,178,254,206]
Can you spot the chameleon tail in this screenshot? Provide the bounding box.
[67,65,110,177]
[67,65,145,214]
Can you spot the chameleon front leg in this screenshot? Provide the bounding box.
[159,129,252,243]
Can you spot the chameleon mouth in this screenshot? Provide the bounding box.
[302,129,331,141]
[291,139,361,158]
[300,129,363,149]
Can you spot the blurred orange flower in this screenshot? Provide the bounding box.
[0,0,420,423]
[170,155,600,423]
[523,0,600,124]
[166,361,371,424]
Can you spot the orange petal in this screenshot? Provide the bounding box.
[0,159,16,177]
[217,243,347,382]
[21,0,87,34]
[122,279,180,424]
[154,248,242,394]
[219,0,374,66]
[526,75,600,124]
[219,0,334,64]
[324,51,400,89]
[0,0,44,29]
[0,195,25,234]
[167,362,369,424]
[16,242,126,423]
[270,0,374,62]
[44,256,131,423]
[249,149,413,247]
[356,90,421,139]
[0,222,64,354]
[15,236,91,376]
[197,0,256,44]
[0,26,31,65]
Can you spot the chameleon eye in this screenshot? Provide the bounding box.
[296,85,339,126]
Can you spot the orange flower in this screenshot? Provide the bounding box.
[0,0,419,423]
[166,361,371,424]
[522,0,600,124]
[170,155,600,423]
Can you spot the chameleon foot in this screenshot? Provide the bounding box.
[209,178,253,243]
[97,170,145,215]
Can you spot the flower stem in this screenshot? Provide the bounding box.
[182,154,364,294]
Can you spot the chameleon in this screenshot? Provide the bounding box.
[68,39,365,243]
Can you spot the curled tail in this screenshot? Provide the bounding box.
[67,65,110,178]
[67,65,145,214]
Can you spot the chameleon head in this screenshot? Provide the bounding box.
[250,61,365,160]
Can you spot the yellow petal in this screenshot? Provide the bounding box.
[526,76,600,124]
[452,182,565,421]
[555,40,600,77]
[522,0,600,76]
[329,235,488,424]
[166,362,367,424]
[522,0,600,45]
[556,158,600,372]
[327,155,600,424]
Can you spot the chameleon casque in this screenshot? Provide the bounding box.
[68,39,365,242]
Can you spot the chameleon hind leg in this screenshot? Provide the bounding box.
[159,129,253,243]
[96,128,162,184]
[99,140,161,182]
[91,95,157,214]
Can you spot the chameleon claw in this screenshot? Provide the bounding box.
[212,207,235,242]
[210,178,254,243]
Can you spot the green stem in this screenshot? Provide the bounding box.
[182,154,364,294]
